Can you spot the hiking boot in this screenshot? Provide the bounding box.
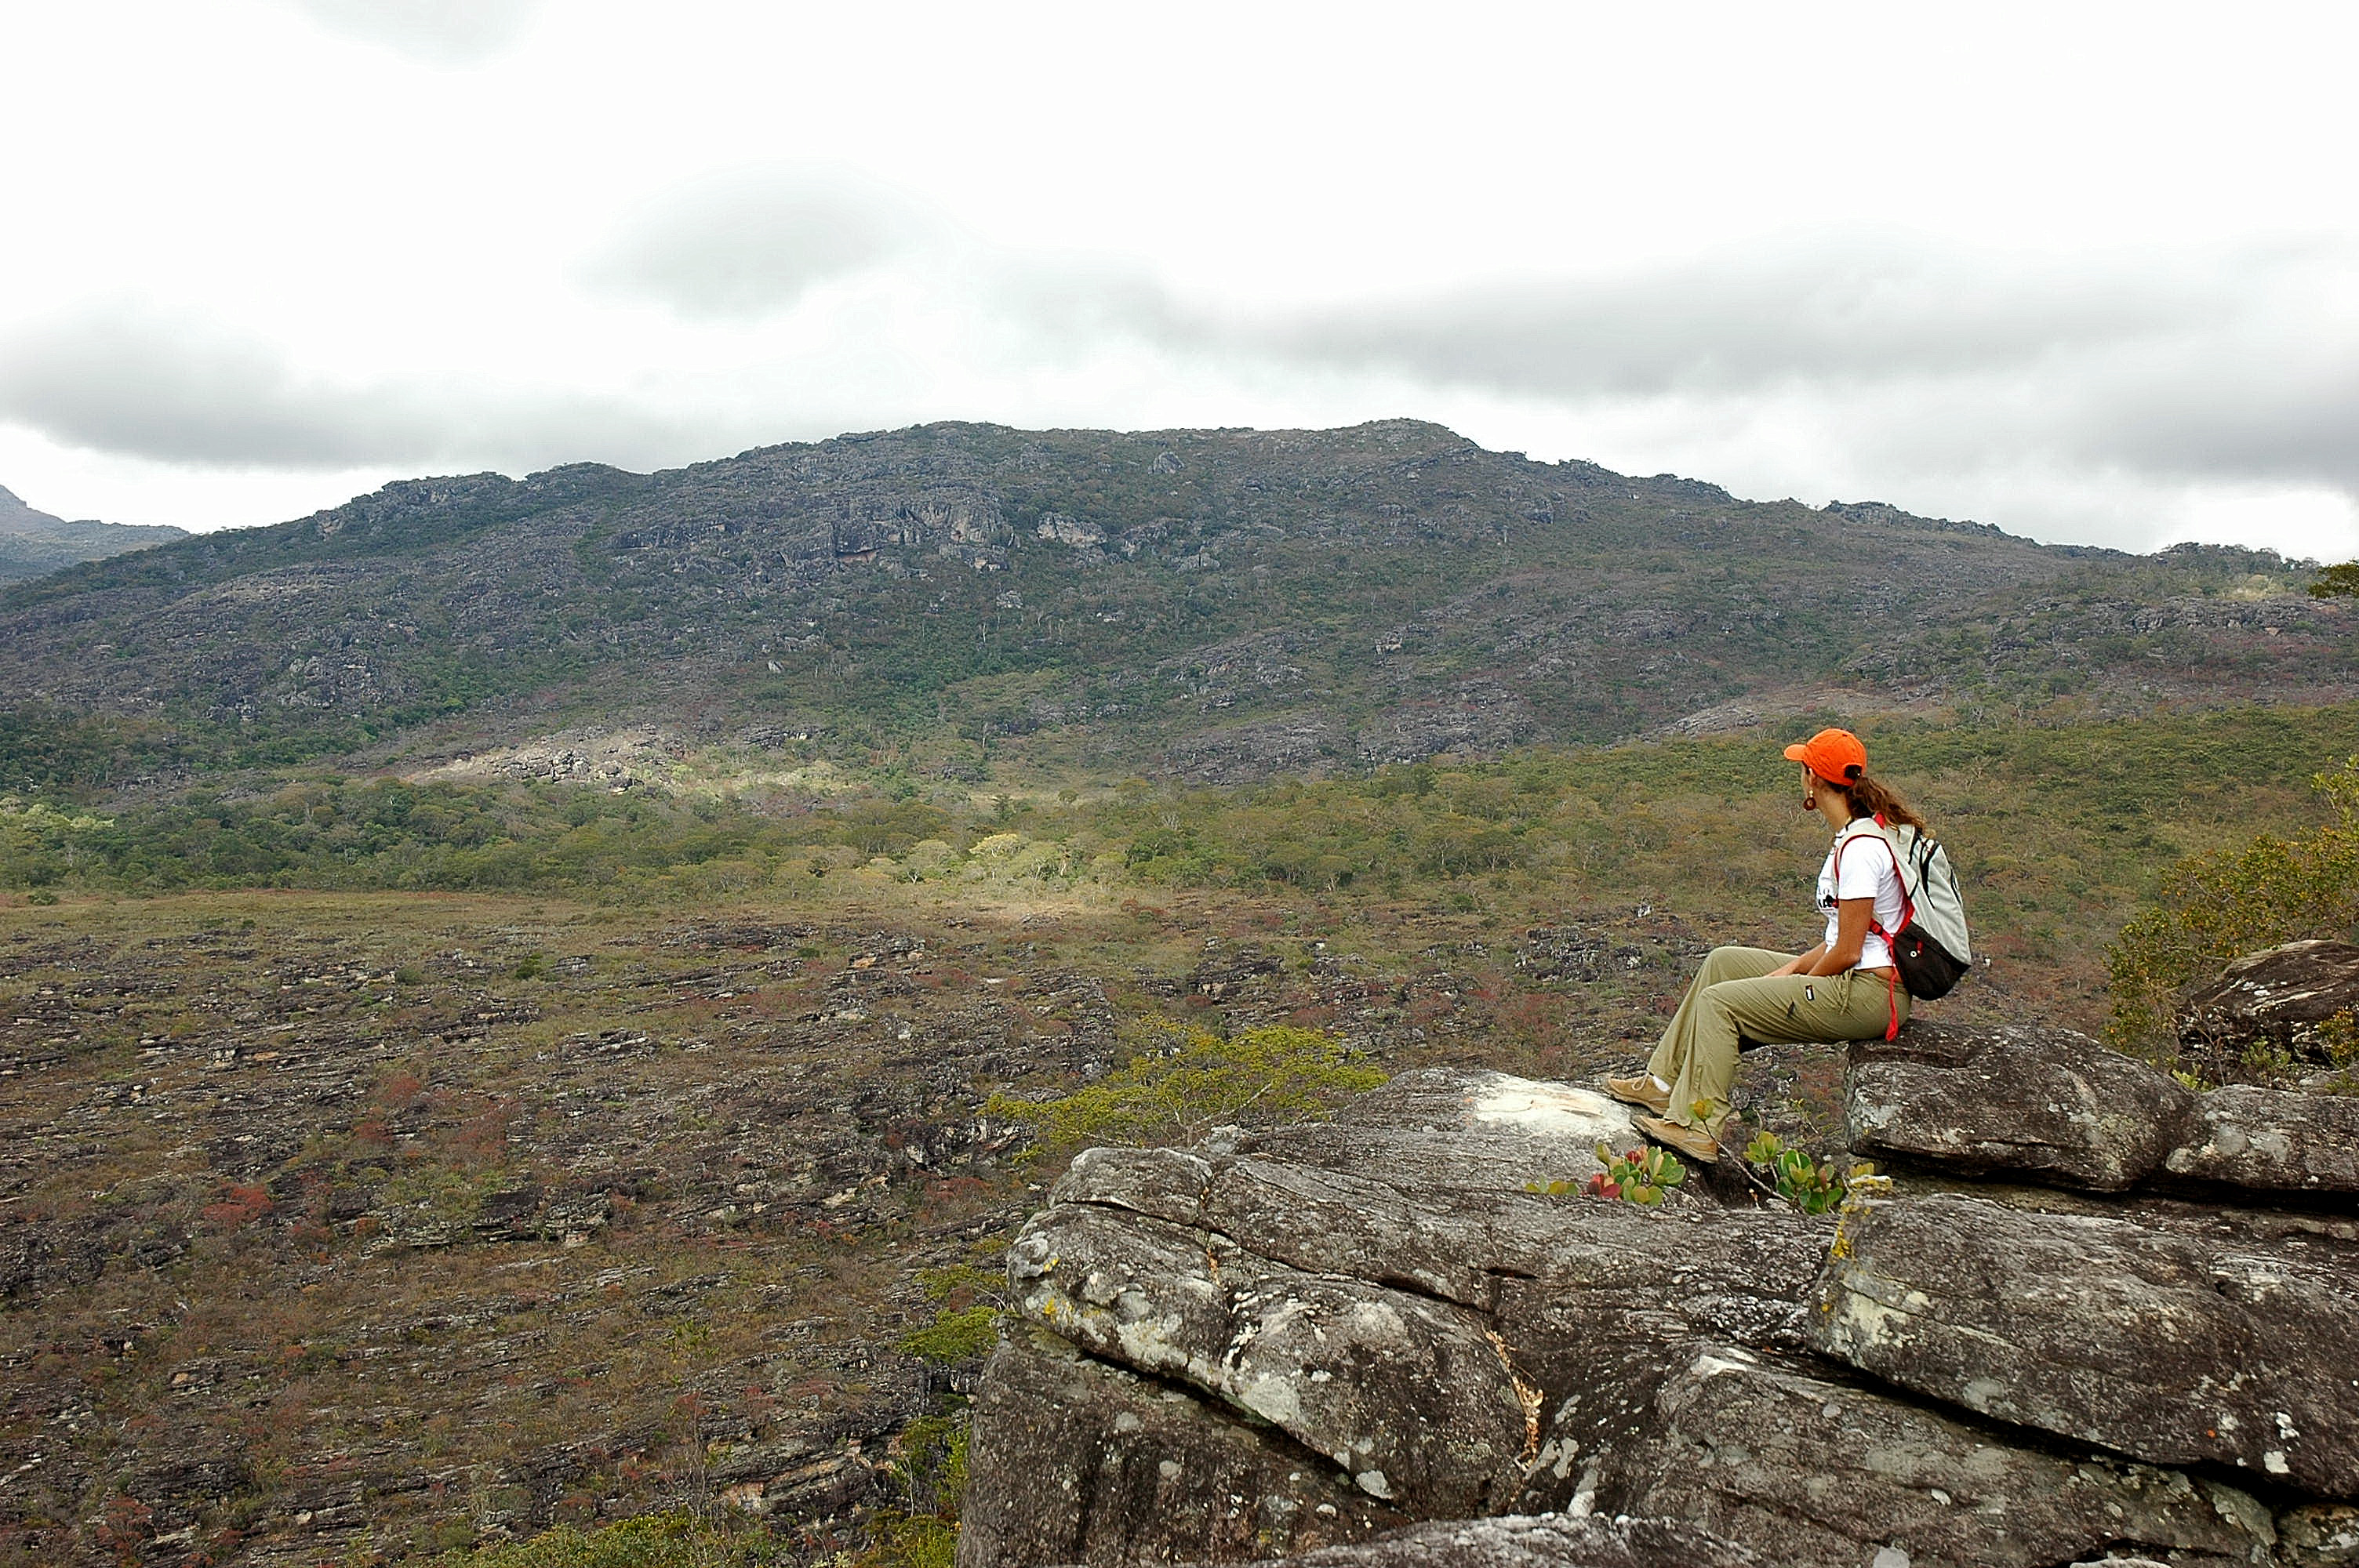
[1637,1114,1721,1165]
[1603,1073,1671,1116]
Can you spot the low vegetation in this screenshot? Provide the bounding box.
[1536,1144,1688,1206]
[2105,755,2359,1080]
[988,1021,1387,1157]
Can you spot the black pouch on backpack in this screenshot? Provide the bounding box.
[1890,924,1968,999]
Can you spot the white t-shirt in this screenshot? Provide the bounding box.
[1817,822,1908,971]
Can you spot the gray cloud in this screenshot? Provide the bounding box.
[1252,242,2209,397]
[0,307,703,472]
[2049,333,2359,494]
[280,0,543,64]
[1034,235,2359,501]
[587,167,933,320]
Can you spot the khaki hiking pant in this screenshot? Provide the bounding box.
[1645,946,1909,1134]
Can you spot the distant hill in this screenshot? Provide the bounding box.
[0,485,188,587]
[0,421,2348,791]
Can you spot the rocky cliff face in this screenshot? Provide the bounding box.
[961,1031,2359,1567]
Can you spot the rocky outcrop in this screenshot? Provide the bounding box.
[1606,1343,2280,1568]
[959,1324,1408,1568]
[1008,1202,1527,1515]
[406,724,685,791]
[1812,1193,2359,1497]
[2179,939,2359,1072]
[1846,1019,2359,1198]
[2161,1084,2359,1194]
[960,1042,2359,1568]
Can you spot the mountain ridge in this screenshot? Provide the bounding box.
[0,483,189,587]
[0,419,2346,794]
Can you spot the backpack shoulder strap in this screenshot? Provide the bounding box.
[1833,819,1916,935]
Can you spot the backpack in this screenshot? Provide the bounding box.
[1836,817,1973,1000]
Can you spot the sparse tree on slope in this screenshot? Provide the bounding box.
[2312,561,2359,598]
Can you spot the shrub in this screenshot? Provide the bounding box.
[898,1306,1000,1366]
[987,1022,1387,1153]
[852,1410,970,1568]
[2106,757,2359,1073]
[852,1515,958,1568]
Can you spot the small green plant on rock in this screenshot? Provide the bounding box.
[1590,1142,1685,1204]
[1743,1131,1876,1215]
[1528,1144,1685,1205]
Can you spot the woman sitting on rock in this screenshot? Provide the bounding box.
[1605,727,1924,1163]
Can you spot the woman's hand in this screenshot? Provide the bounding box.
[1772,945,1826,978]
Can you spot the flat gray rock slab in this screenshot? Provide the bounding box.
[1050,1145,1826,1322]
[1605,1343,2278,1568]
[1248,1068,1643,1199]
[1849,1021,2359,1201]
[1810,1193,2359,1499]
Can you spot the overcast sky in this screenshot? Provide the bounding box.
[2,2,2355,561]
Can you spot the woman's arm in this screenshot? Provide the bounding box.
[1805,898,1873,976]
[1770,943,1828,977]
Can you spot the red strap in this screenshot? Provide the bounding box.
[1837,829,1911,1036]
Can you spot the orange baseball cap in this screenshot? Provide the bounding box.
[1784,727,1867,784]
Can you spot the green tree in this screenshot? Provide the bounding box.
[2311,561,2359,599]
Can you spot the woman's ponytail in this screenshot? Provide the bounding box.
[1835,773,1928,834]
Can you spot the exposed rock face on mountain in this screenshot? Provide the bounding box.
[961,1045,2359,1568]
[1,423,2345,787]
[0,484,186,586]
